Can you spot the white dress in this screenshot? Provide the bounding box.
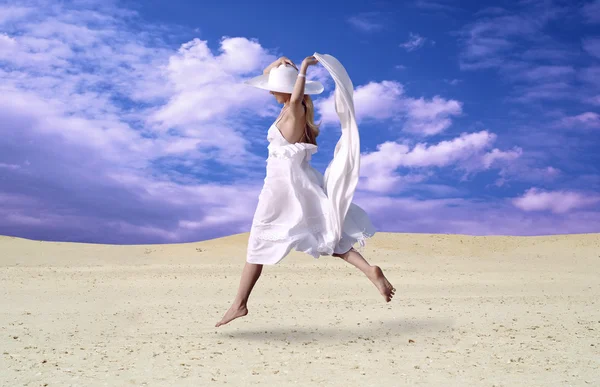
[246,53,376,265]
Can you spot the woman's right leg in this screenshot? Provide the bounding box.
[215,262,263,327]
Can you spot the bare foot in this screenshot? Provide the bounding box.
[366,266,395,302]
[215,303,248,327]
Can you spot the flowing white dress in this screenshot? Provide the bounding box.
[246,53,375,265]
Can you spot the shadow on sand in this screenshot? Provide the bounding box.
[220,317,453,342]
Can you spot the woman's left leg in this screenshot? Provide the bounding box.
[333,247,396,302]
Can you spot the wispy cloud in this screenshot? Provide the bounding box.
[583,37,600,58]
[586,95,600,105]
[400,32,427,51]
[460,14,549,70]
[457,1,600,108]
[582,0,600,23]
[415,0,457,12]
[458,0,568,71]
[580,66,600,87]
[347,12,384,32]
[512,82,575,102]
[560,112,600,129]
[445,79,462,85]
[519,65,576,81]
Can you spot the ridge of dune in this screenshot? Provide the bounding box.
[2,231,599,247]
[1,232,598,267]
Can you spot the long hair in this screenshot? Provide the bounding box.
[302,95,320,145]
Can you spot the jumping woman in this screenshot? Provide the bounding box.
[216,53,395,327]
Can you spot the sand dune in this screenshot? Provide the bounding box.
[1,232,599,386]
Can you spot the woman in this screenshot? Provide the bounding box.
[216,54,395,328]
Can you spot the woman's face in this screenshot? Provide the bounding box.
[270,91,289,104]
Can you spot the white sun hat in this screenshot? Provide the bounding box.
[244,64,324,95]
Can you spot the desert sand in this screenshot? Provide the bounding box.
[1,232,599,386]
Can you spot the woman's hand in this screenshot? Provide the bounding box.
[301,55,318,68]
[278,56,297,70]
[264,56,297,74]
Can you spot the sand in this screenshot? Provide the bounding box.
[1,232,599,386]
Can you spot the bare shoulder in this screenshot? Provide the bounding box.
[278,104,306,143]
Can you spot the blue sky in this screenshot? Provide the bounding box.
[1,0,599,244]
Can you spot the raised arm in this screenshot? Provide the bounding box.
[290,56,318,105]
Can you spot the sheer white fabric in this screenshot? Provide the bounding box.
[246,53,375,265]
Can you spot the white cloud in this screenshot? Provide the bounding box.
[404,96,462,135]
[4,0,595,244]
[0,0,281,243]
[364,131,492,168]
[400,33,427,51]
[359,131,522,193]
[316,81,404,124]
[219,37,270,74]
[150,37,275,138]
[0,5,279,167]
[512,188,600,214]
[481,147,523,168]
[316,81,462,136]
[0,32,16,48]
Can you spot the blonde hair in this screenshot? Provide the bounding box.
[302,95,320,145]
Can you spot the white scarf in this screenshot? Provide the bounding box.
[312,52,361,246]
